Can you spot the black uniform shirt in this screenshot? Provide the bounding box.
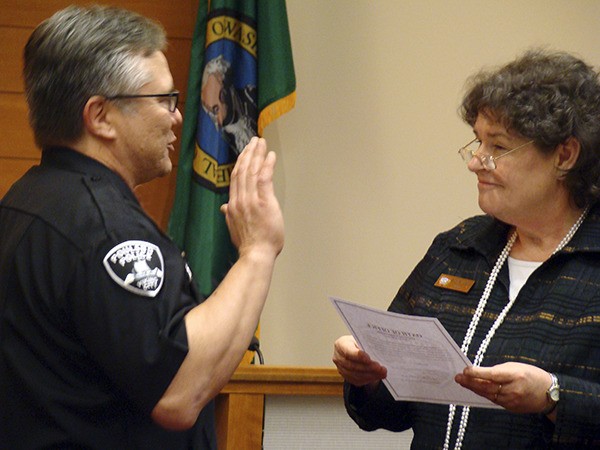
[0,147,216,449]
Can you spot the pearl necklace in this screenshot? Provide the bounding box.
[442,207,589,450]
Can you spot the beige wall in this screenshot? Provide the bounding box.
[260,0,600,366]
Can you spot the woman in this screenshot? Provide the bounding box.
[333,49,600,449]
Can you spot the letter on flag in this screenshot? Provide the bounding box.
[168,0,295,322]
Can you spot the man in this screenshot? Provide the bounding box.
[0,5,283,449]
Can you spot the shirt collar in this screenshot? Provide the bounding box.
[41,146,137,202]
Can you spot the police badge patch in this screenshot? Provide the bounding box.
[103,240,165,297]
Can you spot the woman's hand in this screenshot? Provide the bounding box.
[333,335,387,388]
[455,362,555,419]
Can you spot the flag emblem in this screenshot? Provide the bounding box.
[103,240,165,297]
[194,10,258,192]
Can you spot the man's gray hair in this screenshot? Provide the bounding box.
[23,5,167,148]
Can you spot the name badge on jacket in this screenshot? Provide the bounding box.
[434,273,475,293]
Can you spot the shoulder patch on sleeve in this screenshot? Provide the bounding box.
[103,240,165,298]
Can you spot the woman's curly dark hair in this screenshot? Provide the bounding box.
[460,49,600,208]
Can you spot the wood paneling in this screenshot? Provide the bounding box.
[0,0,198,39]
[0,27,29,93]
[0,158,40,197]
[0,94,37,158]
[135,167,179,231]
[215,393,264,450]
[166,38,193,103]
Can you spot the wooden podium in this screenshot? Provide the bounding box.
[215,366,343,449]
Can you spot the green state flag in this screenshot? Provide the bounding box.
[168,0,295,299]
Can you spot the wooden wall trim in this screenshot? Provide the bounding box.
[221,366,344,397]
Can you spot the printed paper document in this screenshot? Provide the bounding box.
[330,296,499,409]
